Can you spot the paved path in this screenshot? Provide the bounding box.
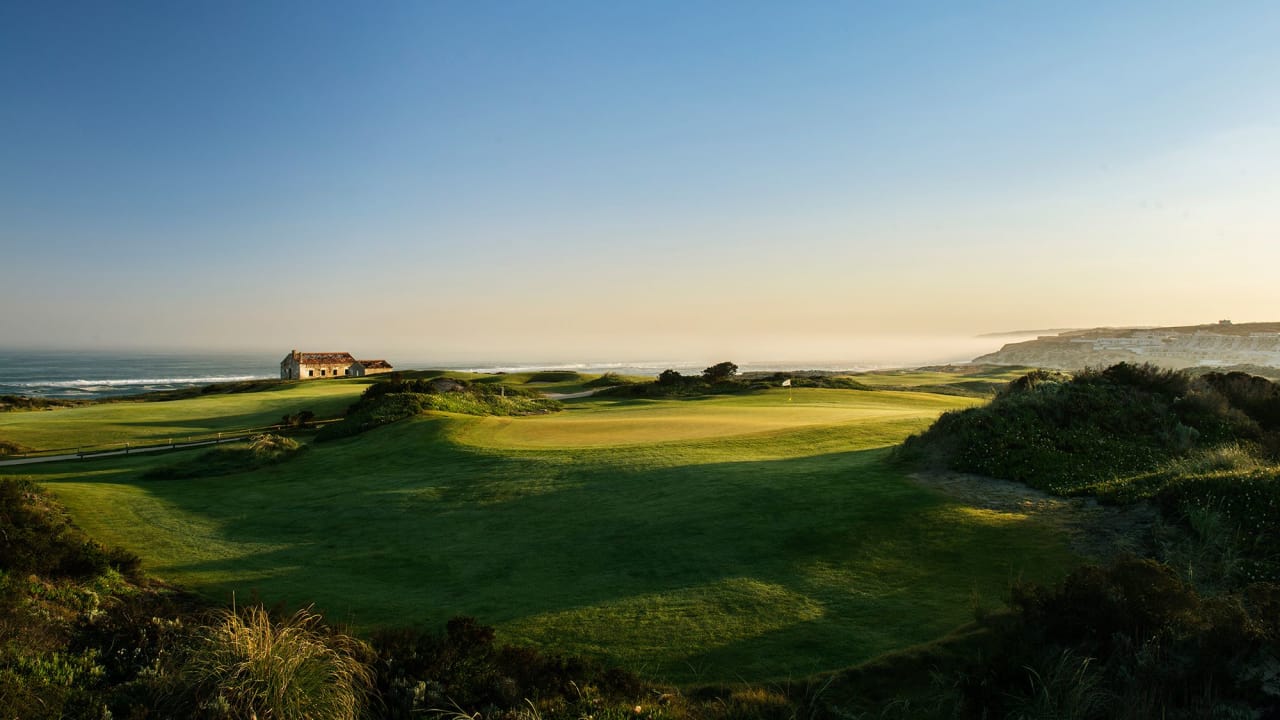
[0,435,252,468]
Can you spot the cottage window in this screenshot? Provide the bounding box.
[308,370,314,377]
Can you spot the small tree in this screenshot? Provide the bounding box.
[656,369,684,385]
[702,362,739,383]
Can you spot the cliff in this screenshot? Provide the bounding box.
[973,321,1280,371]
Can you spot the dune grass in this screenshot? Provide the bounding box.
[9,386,1077,683]
[850,366,1034,387]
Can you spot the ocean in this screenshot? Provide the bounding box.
[0,350,280,400]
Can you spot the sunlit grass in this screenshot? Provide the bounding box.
[0,379,371,450]
[10,386,1077,682]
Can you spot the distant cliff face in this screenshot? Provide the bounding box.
[973,322,1280,371]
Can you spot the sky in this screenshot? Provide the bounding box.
[2,1,1278,365]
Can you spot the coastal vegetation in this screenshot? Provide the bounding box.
[888,363,1280,716]
[0,395,86,412]
[7,373,1074,684]
[901,364,1280,581]
[6,364,1279,716]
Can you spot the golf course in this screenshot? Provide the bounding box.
[2,371,1078,683]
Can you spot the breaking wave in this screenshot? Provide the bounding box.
[8,375,270,389]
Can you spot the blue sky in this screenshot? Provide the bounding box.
[3,2,1278,363]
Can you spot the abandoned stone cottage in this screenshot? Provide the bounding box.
[280,351,394,380]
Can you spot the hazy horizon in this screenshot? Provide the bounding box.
[4,3,1277,359]
[0,331,1037,369]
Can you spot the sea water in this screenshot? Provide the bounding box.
[0,350,279,400]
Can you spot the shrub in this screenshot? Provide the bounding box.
[0,439,33,456]
[0,648,110,720]
[1203,372,1280,431]
[900,363,1263,494]
[998,558,1280,716]
[1155,472,1280,584]
[0,395,84,412]
[600,368,763,399]
[248,433,300,459]
[180,606,373,720]
[702,361,739,383]
[656,369,685,385]
[280,410,316,429]
[370,617,639,720]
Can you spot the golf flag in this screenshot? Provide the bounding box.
[781,379,792,387]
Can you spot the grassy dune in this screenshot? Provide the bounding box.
[8,382,1077,682]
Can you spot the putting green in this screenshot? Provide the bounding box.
[451,389,972,448]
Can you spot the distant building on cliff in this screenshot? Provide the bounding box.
[280,351,394,380]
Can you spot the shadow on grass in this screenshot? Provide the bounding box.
[30,417,1077,682]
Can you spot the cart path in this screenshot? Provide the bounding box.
[0,435,253,468]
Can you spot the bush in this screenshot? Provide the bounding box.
[280,410,316,429]
[1202,372,1280,431]
[1155,472,1280,584]
[600,367,762,399]
[370,617,639,720]
[703,361,739,383]
[249,433,300,458]
[900,363,1261,494]
[0,439,33,456]
[998,559,1280,716]
[0,395,84,412]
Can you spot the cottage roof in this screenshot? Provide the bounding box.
[295,352,356,364]
[356,359,393,369]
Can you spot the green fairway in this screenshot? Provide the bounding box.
[454,389,967,449]
[0,379,372,451]
[10,386,1078,683]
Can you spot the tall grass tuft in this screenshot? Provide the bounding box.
[1004,650,1110,720]
[248,432,300,460]
[183,605,373,720]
